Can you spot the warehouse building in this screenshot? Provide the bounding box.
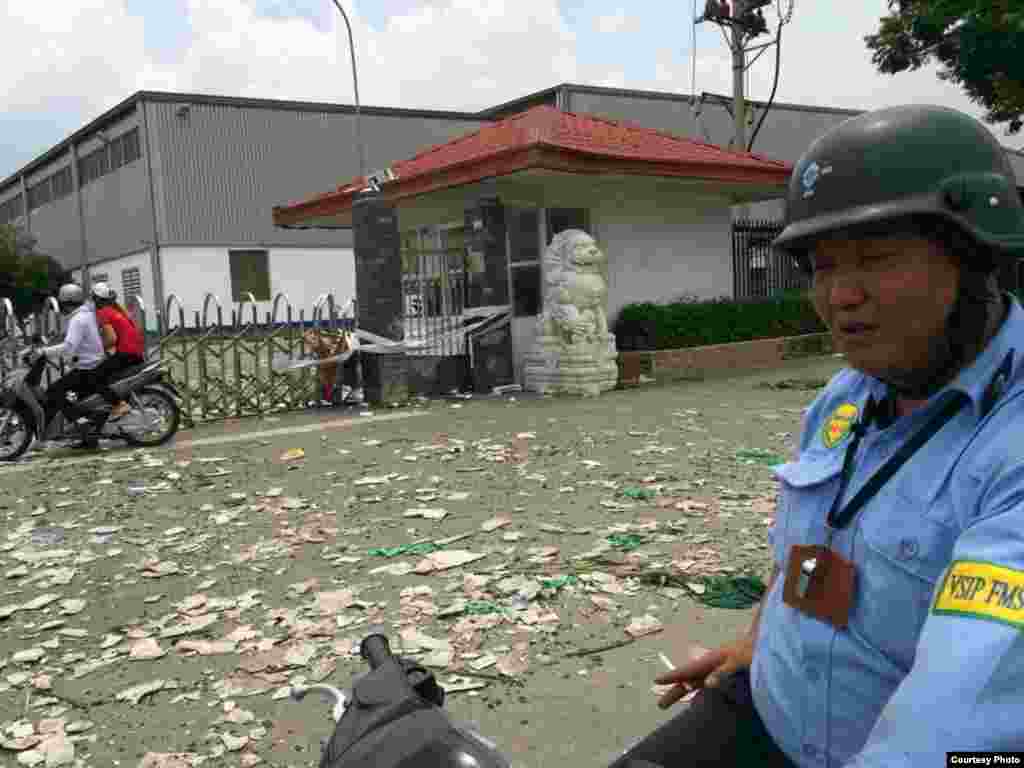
[2,83,1022,332]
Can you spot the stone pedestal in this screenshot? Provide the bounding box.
[523,228,619,397]
[523,336,618,396]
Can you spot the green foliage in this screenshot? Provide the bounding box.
[865,1,1024,134]
[613,290,826,351]
[0,224,69,316]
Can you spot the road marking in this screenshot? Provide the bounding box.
[0,410,427,475]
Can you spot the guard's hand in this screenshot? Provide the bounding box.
[653,638,754,709]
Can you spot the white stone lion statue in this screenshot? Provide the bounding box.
[538,229,611,345]
[524,229,618,396]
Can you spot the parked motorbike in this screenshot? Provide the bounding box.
[290,632,662,768]
[0,335,182,460]
[290,632,512,768]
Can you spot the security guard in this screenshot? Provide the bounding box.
[612,105,1024,767]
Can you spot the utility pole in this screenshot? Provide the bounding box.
[732,0,747,152]
[696,0,781,150]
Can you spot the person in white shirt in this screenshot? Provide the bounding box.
[38,284,106,438]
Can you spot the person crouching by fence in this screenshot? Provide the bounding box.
[302,329,362,406]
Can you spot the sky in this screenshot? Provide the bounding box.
[2,0,1020,180]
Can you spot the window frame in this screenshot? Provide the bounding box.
[95,145,110,177]
[0,194,24,225]
[121,267,142,309]
[545,207,591,245]
[109,136,124,170]
[53,167,72,199]
[123,129,141,164]
[506,206,545,318]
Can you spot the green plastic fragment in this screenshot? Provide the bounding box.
[606,534,645,551]
[464,600,502,615]
[622,487,657,500]
[735,449,784,465]
[368,542,440,558]
[540,575,579,590]
[685,574,767,609]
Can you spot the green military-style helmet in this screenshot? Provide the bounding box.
[773,105,1024,267]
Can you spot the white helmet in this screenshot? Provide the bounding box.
[91,282,115,302]
[58,283,85,306]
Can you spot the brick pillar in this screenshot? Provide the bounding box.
[352,191,403,339]
[465,196,508,306]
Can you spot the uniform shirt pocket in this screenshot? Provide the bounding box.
[773,453,845,567]
[852,492,957,672]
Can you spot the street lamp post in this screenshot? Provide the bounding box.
[330,0,366,180]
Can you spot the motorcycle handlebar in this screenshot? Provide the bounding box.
[360,633,393,670]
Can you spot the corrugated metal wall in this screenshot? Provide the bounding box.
[24,194,80,270]
[79,161,152,266]
[565,87,857,166]
[7,111,152,271]
[146,101,487,247]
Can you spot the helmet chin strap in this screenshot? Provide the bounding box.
[878,270,1003,400]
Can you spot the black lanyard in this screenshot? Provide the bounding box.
[825,391,971,534]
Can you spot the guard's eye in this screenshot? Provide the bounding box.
[862,250,896,265]
[810,256,835,273]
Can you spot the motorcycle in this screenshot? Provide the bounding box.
[290,632,512,768]
[290,632,662,768]
[0,335,182,460]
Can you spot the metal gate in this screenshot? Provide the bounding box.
[732,218,808,299]
[401,243,472,395]
[1,290,356,426]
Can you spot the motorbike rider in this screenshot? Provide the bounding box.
[36,283,106,448]
[611,104,1024,767]
[90,282,145,420]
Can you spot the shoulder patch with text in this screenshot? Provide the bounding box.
[932,560,1024,629]
[821,403,859,449]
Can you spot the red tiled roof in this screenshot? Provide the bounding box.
[274,105,791,225]
[394,104,788,177]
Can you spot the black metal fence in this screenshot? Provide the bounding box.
[732,218,809,300]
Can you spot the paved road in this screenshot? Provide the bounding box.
[0,356,843,768]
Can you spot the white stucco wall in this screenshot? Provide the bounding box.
[72,250,158,331]
[591,194,735,325]
[159,247,355,326]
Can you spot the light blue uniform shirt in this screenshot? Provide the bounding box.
[751,294,1024,767]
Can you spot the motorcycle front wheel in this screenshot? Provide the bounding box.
[120,388,180,447]
[0,405,34,461]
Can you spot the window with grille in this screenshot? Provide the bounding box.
[77,128,141,188]
[52,167,72,199]
[229,250,271,301]
[121,267,142,308]
[123,129,141,164]
[109,136,124,169]
[0,194,24,224]
[96,145,110,176]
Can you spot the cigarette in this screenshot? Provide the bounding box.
[658,652,675,671]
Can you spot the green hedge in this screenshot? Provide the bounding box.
[614,286,1024,353]
[613,290,827,351]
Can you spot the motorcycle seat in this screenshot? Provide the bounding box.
[110,363,151,382]
[109,362,161,394]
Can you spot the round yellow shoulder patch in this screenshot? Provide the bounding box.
[821,403,859,449]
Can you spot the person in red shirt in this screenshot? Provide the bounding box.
[90,283,145,420]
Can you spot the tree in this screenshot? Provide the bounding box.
[0,224,69,318]
[865,1,1024,134]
